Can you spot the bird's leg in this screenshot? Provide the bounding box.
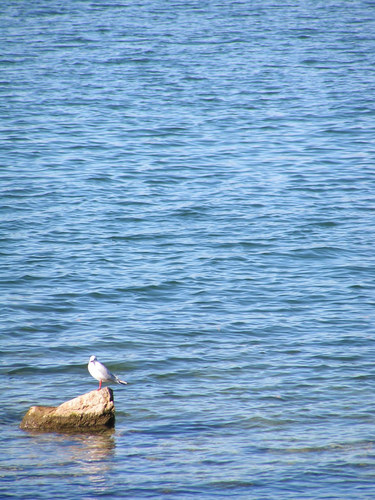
[98,380,102,391]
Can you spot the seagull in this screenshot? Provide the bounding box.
[88,355,128,390]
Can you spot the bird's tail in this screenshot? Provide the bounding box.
[116,376,128,385]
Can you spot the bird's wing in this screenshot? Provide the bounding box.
[95,361,116,381]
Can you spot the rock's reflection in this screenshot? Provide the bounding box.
[71,431,116,483]
[24,428,116,487]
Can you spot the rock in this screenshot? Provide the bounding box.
[20,387,115,432]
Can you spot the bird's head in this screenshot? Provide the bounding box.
[89,355,97,362]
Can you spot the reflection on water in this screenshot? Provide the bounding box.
[23,429,116,488]
[72,431,116,483]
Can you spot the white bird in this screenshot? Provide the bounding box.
[88,355,128,390]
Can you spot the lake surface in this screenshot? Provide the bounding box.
[1,0,375,498]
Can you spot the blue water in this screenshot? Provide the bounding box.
[1,0,375,498]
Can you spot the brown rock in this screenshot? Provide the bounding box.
[20,387,115,432]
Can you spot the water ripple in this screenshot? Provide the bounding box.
[1,0,375,498]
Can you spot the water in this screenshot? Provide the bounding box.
[1,0,375,498]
